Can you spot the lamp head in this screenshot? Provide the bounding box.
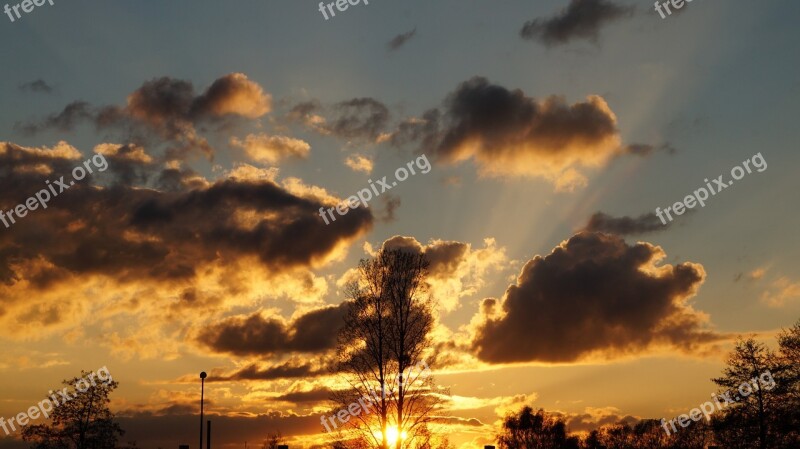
[200,371,207,379]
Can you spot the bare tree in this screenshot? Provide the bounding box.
[22,370,124,449]
[384,250,436,449]
[333,249,440,449]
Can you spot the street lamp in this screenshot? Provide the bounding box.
[199,372,207,449]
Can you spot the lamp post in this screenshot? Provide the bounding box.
[200,372,207,449]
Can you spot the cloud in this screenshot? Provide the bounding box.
[198,303,351,356]
[582,211,668,235]
[377,236,508,312]
[472,232,723,363]
[211,361,329,382]
[390,77,622,190]
[15,101,94,134]
[286,101,326,129]
[732,266,797,307]
[378,194,401,222]
[561,407,639,432]
[93,143,155,185]
[387,27,417,51]
[16,73,272,160]
[288,98,390,141]
[0,140,372,341]
[190,72,271,119]
[748,267,767,281]
[344,154,373,174]
[126,73,270,125]
[230,133,311,165]
[18,79,54,94]
[760,276,800,308]
[623,142,676,156]
[276,387,334,404]
[328,98,389,140]
[434,416,485,427]
[520,0,634,46]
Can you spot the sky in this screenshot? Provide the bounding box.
[0,0,799,448]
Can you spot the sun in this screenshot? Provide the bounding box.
[373,426,408,446]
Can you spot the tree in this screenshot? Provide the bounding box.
[711,337,780,449]
[334,249,440,449]
[383,250,436,449]
[497,407,579,449]
[595,422,634,449]
[666,417,712,449]
[260,431,285,449]
[775,320,800,448]
[22,370,124,449]
[630,420,670,449]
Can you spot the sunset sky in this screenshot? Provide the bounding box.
[1,0,799,448]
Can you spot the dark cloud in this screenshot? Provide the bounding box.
[276,387,334,404]
[93,143,156,186]
[564,412,638,432]
[520,0,634,46]
[286,100,321,124]
[623,142,676,156]
[198,303,350,356]
[472,232,723,363]
[122,73,270,129]
[288,98,390,141]
[15,101,93,135]
[152,403,201,416]
[387,27,417,51]
[381,236,469,278]
[390,77,622,189]
[0,141,372,293]
[378,194,401,222]
[211,361,328,382]
[377,235,506,312]
[583,211,668,235]
[18,79,54,94]
[389,109,441,148]
[15,73,270,160]
[125,77,196,130]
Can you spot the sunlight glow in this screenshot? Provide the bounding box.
[373,426,408,446]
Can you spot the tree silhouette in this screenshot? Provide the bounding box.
[492,317,800,449]
[775,319,800,447]
[22,370,124,449]
[497,407,579,449]
[333,249,442,449]
[260,431,285,449]
[666,418,711,449]
[712,338,780,449]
